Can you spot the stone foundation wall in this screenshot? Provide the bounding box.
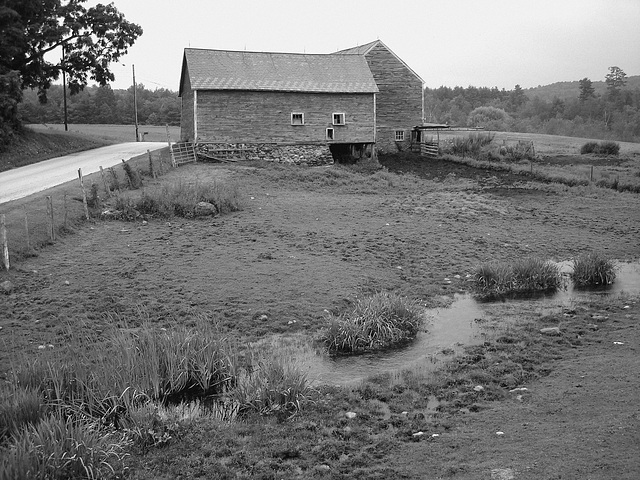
[198,143,334,166]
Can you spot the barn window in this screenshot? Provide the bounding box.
[332,113,345,125]
[291,113,304,125]
[326,127,334,140]
[395,130,405,141]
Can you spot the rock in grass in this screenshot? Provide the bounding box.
[540,326,561,335]
[1,280,13,294]
[194,201,218,217]
[345,411,357,419]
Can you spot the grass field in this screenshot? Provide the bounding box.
[1,129,640,479]
[26,123,181,144]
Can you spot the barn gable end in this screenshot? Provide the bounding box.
[337,40,424,153]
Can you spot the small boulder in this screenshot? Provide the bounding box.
[1,280,14,294]
[194,202,218,217]
[345,411,357,419]
[540,327,561,336]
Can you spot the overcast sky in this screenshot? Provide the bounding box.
[82,0,640,92]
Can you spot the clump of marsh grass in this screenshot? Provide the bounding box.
[473,257,562,297]
[0,414,129,479]
[571,252,616,287]
[0,386,44,443]
[323,292,423,354]
[231,356,312,417]
[113,179,242,219]
[445,133,495,158]
[9,317,239,431]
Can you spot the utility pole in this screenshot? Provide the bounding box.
[62,44,68,131]
[133,64,139,141]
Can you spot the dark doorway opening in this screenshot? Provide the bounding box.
[329,143,373,164]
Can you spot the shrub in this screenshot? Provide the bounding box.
[580,141,599,154]
[580,141,620,156]
[473,258,561,297]
[467,106,511,131]
[571,252,616,287]
[323,292,423,354]
[597,141,620,156]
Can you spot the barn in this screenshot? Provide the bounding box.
[178,49,378,164]
[178,41,423,163]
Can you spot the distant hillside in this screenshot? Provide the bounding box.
[525,75,640,102]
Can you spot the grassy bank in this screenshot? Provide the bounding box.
[0,127,114,172]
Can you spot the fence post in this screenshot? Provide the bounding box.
[1,214,9,270]
[99,166,112,198]
[147,149,156,179]
[109,167,120,193]
[46,196,56,242]
[63,194,68,229]
[24,211,30,252]
[122,159,133,188]
[590,165,594,182]
[78,168,90,220]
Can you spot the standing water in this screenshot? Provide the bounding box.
[260,261,640,386]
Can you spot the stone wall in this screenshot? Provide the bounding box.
[198,143,334,166]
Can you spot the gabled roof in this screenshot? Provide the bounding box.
[334,40,380,56]
[336,40,424,84]
[179,48,379,96]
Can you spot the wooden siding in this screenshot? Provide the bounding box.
[364,43,423,151]
[194,91,375,144]
[180,67,195,141]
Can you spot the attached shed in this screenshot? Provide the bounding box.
[337,40,424,154]
[178,49,379,164]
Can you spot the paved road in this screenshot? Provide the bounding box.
[0,142,167,204]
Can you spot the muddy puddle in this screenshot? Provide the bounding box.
[259,261,640,387]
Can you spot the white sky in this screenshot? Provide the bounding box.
[78,0,640,91]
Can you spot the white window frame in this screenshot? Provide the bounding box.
[326,127,334,140]
[291,112,304,126]
[395,130,405,141]
[332,112,345,126]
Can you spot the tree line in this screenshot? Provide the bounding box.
[20,84,181,126]
[425,67,640,143]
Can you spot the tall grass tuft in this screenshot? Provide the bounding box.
[231,356,311,417]
[0,414,129,480]
[10,317,239,431]
[323,292,423,354]
[0,386,44,443]
[446,133,495,158]
[473,257,562,297]
[571,252,616,287]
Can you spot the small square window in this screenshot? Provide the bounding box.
[332,113,345,125]
[395,130,405,141]
[326,128,334,140]
[291,113,304,125]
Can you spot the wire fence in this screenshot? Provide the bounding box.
[1,147,173,270]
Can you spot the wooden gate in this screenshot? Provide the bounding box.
[420,142,439,158]
[170,142,197,167]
